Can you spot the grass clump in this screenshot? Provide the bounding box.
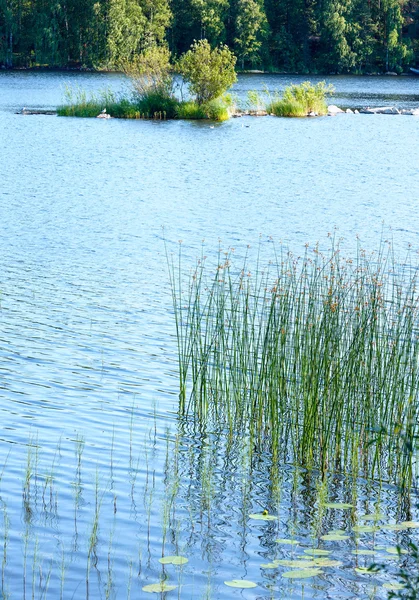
[168,238,419,489]
[267,81,334,117]
[176,96,233,121]
[176,101,207,120]
[124,46,179,119]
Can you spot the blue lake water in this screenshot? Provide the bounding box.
[0,71,419,599]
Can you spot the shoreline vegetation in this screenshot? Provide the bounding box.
[168,237,419,491]
[1,0,418,75]
[50,42,419,122]
[55,82,419,122]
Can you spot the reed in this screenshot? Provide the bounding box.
[267,81,333,117]
[168,238,419,489]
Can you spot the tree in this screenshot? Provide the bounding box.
[0,0,15,66]
[233,0,269,68]
[190,0,228,44]
[178,38,237,103]
[106,0,147,66]
[138,0,172,47]
[318,0,356,72]
[125,44,173,96]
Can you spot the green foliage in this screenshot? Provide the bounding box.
[378,542,419,600]
[124,46,177,117]
[234,0,269,68]
[4,0,417,72]
[176,101,207,120]
[58,84,232,121]
[177,39,237,104]
[176,96,232,120]
[168,239,419,489]
[267,81,334,117]
[135,91,178,119]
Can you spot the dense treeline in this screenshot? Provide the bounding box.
[1,0,418,73]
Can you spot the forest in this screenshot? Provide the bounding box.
[1,0,419,74]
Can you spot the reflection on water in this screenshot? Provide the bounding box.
[0,72,419,598]
[0,423,417,599]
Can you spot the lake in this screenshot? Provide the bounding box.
[0,71,419,599]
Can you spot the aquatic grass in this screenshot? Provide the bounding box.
[58,86,232,121]
[267,81,333,117]
[168,238,419,489]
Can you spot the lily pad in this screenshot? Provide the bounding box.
[355,567,374,575]
[380,524,409,531]
[224,580,257,589]
[303,549,331,556]
[360,513,385,521]
[142,582,177,593]
[260,562,279,569]
[351,549,377,556]
[352,525,380,533]
[276,559,316,568]
[383,582,406,590]
[385,547,408,555]
[328,529,347,535]
[282,568,323,579]
[249,513,277,521]
[324,502,353,509]
[400,521,419,528]
[321,534,350,541]
[275,538,299,545]
[158,555,189,565]
[312,559,343,567]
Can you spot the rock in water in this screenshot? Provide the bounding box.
[328,105,344,114]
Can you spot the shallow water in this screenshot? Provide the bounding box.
[0,71,419,598]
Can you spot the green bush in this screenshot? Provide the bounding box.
[175,101,207,120]
[135,91,179,119]
[267,81,334,117]
[177,39,237,104]
[268,98,307,117]
[176,96,232,121]
[124,46,178,118]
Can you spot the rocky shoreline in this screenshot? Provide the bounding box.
[16,105,419,118]
[232,104,419,117]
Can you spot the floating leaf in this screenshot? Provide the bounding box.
[360,513,385,521]
[304,549,331,556]
[142,582,177,593]
[224,580,257,589]
[400,521,419,528]
[260,562,278,569]
[249,513,277,521]
[282,568,323,579]
[276,559,316,568]
[275,538,299,545]
[352,549,376,556]
[380,524,408,531]
[312,559,343,567]
[159,556,188,566]
[352,525,380,533]
[324,503,353,509]
[385,547,408,555]
[383,582,406,590]
[328,529,347,535]
[355,567,374,575]
[321,534,350,541]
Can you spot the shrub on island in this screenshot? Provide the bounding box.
[267,81,334,117]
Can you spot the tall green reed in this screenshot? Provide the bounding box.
[168,239,419,489]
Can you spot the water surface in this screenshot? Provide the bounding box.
[0,71,419,599]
